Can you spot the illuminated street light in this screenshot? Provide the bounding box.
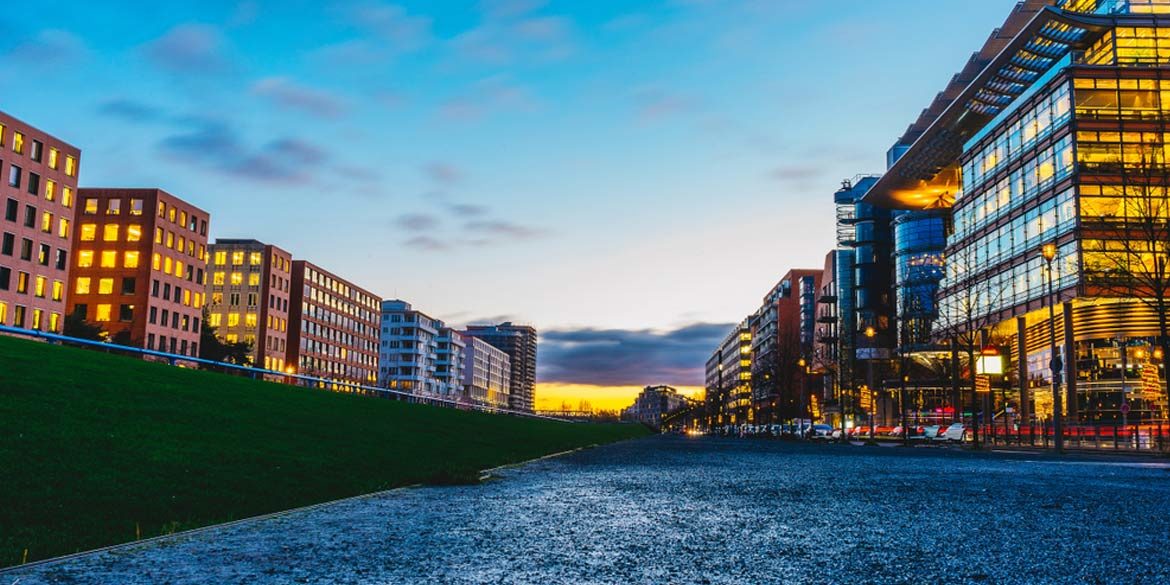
[1041,242,1063,454]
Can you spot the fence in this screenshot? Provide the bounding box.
[978,421,1170,453]
[0,324,566,423]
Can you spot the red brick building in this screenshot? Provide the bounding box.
[67,188,209,356]
[288,260,380,386]
[0,111,81,332]
[205,239,293,371]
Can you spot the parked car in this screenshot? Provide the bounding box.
[809,424,835,440]
[920,425,943,441]
[939,423,969,442]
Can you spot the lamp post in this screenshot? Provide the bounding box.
[865,325,877,444]
[1042,243,1064,454]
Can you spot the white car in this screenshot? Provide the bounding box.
[809,424,835,440]
[940,423,969,443]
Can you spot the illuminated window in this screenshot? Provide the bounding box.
[62,188,73,208]
[103,224,119,242]
[175,260,185,278]
[152,253,161,270]
[75,277,91,295]
[130,199,144,216]
[52,281,63,302]
[249,252,262,265]
[124,251,140,268]
[95,304,111,322]
[228,313,240,327]
[213,271,225,285]
[65,155,76,177]
[31,309,41,330]
[166,231,174,248]
[179,210,187,228]
[98,278,114,295]
[80,224,97,242]
[83,198,98,215]
[164,256,173,274]
[225,334,238,343]
[155,227,163,244]
[40,212,52,233]
[208,313,222,327]
[183,289,192,306]
[178,235,186,254]
[58,218,70,239]
[245,313,258,327]
[248,273,260,286]
[33,276,46,298]
[230,272,243,285]
[49,312,59,332]
[12,132,24,154]
[126,225,142,242]
[48,148,59,169]
[168,207,175,222]
[158,201,166,218]
[231,251,244,265]
[44,180,56,201]
[214,251,226,265]
[100,250,117,268]
[77,250,94,268]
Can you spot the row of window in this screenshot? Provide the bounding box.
[5,163,74,212]
[208,290,290,314]
[1,233,68,270]
[0,124,75,176]
[297,337,378,365]
[211,249,290,272]
[954,135,1075,239]
[302,266,378,310]
[939,241,1079,327]
[300,302,378,336]
[5,199,71,239]
[146,332,198,358]
[0,302,59,332]
[962,82,1072,193]
[0,267,64,301]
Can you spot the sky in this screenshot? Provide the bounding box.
[0,0,1021,410]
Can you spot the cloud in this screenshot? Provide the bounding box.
[538,323,736,386]
[158,118,328,184]
[6,29,87,65]
[96,99,165,123]
[438,75,539,122]
[633,89,692,123]
[341,1,432,52]
[770,164,824,182]
[480,0,547,19]
[403,235,451,252]
[142,24,229,74]
[422,162,465,185]
[251,77,347,119]
[451,10,575,65]
[449,203,488,217]
[395,213,440,232]
[464,219,544,240]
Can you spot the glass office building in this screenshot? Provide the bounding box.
[865,0,1170,424]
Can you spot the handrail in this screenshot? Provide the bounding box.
[0,324,567,422]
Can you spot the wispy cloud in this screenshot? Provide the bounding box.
[6,29,88,65]
[422,161,465,186]
[464,219,544,240]
[438,75,539,122]
[395,213,440,232]
[633,88,693,123]
[142,24,230,74]
[539,323,735,386]
[403,235,450,252]
[96,99,165,123]
[158,118,328,184]
[251,77,347,119]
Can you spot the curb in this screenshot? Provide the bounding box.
[0,442,605,576]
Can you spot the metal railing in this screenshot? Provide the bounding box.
[0,324,566,422]
[978,421,1170,453]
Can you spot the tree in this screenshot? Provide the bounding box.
[198,309,254,367]
[1081,147,1170,413]
[63,311,105,341]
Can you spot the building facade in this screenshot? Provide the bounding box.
[0,111,80,333]
[463,335,512,408]
[622,385,690,428]
[205,239,293,370]
[865,0,1170,425]
[67,188,209,356]
[463,323,538,412]
[751,269,822,423]
[288,261,380,387]
[705,319,752,428]
[378,300,466,398]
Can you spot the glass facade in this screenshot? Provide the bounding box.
[893,211,947,349]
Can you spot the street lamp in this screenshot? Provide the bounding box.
[798,357,808,439]
[865,325,877,444]
[1041,242,1064,454]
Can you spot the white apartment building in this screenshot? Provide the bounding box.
[463,335,511,409]
[378,299,464,398]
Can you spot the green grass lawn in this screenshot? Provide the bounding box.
[0,334,649,567]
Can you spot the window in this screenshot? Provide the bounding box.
[83,198,98,215]
[230,272,243,285]
[155,227,163,244]
[248,273,260,286]
[130,199,143,215]
[44,179,55,202]
[55,249,66,270]
[27,173,39,196]
[6,165,19,188]
[48,148,59,169]
[19,238,31,261]
[213,271,225,285]
[152,253,160,270]
[31,309,41,330]
[77,250,94,267]
[37,243,49,266]
[228,312,240,327]
[126,224,142,242]
[98,278,114,295]
[102,224,119,242]
[208,312,222,327]
[95,304,112,322]
[121,277,136,295]
[64,155,76,177]
[118,304,133,322]
[34,276,46,298]
[30,140,42,162]
[62,188,72,208]
[75,277,91,295]
[249,252,262,265]
[23,205,35,228]
[16,271,28,294]
[1,232,12,256]
[163,256,172,275]
[124,251,140,268]
[0,267,9,290]
[40,211,51,233]
[149,307,158,324]
[52,280,63,302]
[214,251,226,265]
[106,199,121,215]
[245,313,258,327]
[12,132,24,154]
[4,199,16,222]
[100,250,117,268]
[57,218,69,239]
[231,251,244,265]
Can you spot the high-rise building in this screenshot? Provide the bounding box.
[463,335,511,408]
[704,319,752,428]
[67,188,209,356]
[0,111,80,333]
[378,299,465,398]
[287,261,380,387]
[463,323,538,412]
[205,239,293,371]
[863,0,1170,425]
[621,385,690,428]
[750,269,821,423]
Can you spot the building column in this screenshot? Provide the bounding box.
[1017,316,1030,424]
[1062,301,1078,424]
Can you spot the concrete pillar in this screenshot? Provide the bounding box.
[1017,316,1030,423]
[1063,301,1078,424]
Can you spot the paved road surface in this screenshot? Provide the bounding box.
[7,437,1170,584]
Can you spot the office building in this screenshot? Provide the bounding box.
[378,299,465,398]
[463,335,511,408]
[622,385,690,428]
[0,111,80,333]
[464,322,538,412]
[205,239,293,371]
[704,319,752,428]
[288,260,380,387]
[67,188,209,356]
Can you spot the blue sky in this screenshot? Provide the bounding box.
[0,0,1020,394]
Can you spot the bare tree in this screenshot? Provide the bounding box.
[1081,146,1170,411]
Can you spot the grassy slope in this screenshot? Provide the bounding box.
[0,335,648,567]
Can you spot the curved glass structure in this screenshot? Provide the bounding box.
[893,211,948,351]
